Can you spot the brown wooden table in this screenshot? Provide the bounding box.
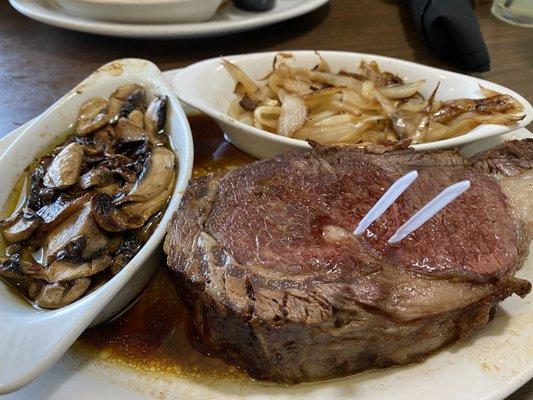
[0,1,532,398]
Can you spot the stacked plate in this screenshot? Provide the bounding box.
[8,0,329,38]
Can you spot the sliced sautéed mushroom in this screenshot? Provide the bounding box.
[0,84,176,309]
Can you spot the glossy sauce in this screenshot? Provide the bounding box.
[0,131,73,307]
[75,115,255,381]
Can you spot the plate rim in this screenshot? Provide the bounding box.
[8,0,329,38]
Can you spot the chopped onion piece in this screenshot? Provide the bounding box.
[314,51,331,73]
[479,85,501,98]
[222,59,261,101]
[277,91,308,137]
[379,80,425,99]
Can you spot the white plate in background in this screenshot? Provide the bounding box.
[8,0,329,39]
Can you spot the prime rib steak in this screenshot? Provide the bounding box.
[164,139,532,383]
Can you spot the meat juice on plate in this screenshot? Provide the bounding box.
[75,268,245,381]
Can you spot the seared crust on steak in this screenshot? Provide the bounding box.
[164,140,532,383]
[470,138,533,176]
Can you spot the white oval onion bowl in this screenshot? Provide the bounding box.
[173,50,533,159]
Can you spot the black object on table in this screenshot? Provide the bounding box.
[233,0,276,12]
[405,0,491,72]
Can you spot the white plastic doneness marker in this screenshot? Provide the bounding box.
[387,180,471,244]
[354,170,418,236]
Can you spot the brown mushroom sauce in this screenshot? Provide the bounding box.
[0,84,176,309]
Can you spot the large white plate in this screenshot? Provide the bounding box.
[8,0,329,39]
[0,69,531,400]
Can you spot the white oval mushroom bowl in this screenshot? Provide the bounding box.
[173,50,533,159]
[0,58,193,394]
